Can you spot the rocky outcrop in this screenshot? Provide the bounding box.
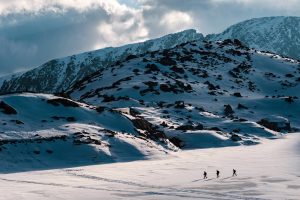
[0,101,17,115]
[224,104,234,116]
[47,98,80,107]
[131,117,166,140]
[257,116,291,132]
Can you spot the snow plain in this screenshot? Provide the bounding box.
[1,133,299,200]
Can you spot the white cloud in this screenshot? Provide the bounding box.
[159,11,193,32]
[0,0,135,15]
[0,0,149,74]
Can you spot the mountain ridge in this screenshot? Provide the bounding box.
[0,29,203,94]
[207,16,300,60]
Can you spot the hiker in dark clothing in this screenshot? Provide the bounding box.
[203,171,207,179]
[216,170,220,178]
[233,169,237,176]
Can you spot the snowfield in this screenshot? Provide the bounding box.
[0,133,299,200]
[0,24,300,200]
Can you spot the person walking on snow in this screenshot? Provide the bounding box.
[233,169,237,176]
[203,171,207,179]
[216,170,220,178]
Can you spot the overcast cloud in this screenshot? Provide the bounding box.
[0,0,300,75]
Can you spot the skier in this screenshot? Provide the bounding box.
[216,170,220,178]
[203,171,207,179]
[233,169,237,176]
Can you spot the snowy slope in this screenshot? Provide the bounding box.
[67,39,300,149]
[0,93,177,172]
[207,16,300,60]
[0,38,299,173]
[1,132,299,199]
[0,29,203,94]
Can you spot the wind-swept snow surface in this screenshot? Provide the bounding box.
[0,133,299,200]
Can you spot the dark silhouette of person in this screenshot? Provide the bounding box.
[216,170,220,178]
[233,169,237,176]
[203,171,207,179]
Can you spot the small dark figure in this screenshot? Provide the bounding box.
[233,169,237,176]
[216,170,220,178]
[203,171,207,179]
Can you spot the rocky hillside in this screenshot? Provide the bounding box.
[1,38,299,171]
[66,38,300,149]
[207,16,300,60]
[0,29,203,94]
[0,93,178,172]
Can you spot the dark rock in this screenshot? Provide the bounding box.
[176,123,203,131]
[133,85,140,90]
[284,96,294,103]
[46,149,53,154]
[158,56,176,66]
[0,101,17,114]
[224,104,234,116]
[66,117,76,122]
[143,81,158,88]
[33,150,40,154]
[102,95,115,102]
[129,108,140,116]
[145,64,160,72]
[231,134,242,141]
[161,121,168,127]
[160,84,172,92]
[125,54,138,61]
[47,98,79,107]
[209,127,221,131]
[96,106,106,113]
[131,117,166,140]
[204,81,219,90]
[170,66,185,74]
[51,116,64,120]
[285,73,294,78]
[11,120,24,125]
[233,92,242,97]
[169,137,184,148]
[237,103,248,109]
[257,116,291,132]
[174,101,185,109]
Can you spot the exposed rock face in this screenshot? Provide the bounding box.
[224,104,234,116]
[231,134,242,141]
[131,117,166,140]
[47,98,79,107]
[257,116,292,132]
[169,137,184,148]
[0,101,17,115]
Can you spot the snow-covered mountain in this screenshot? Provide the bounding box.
[66,39,299,149]
[0,29,203,94]
[207,16,300,60]
[1,38,299,171]
[1,36,300,171]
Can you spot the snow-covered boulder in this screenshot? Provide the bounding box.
[257,116,291,132]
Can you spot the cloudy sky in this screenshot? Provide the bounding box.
[0,0,300,75]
